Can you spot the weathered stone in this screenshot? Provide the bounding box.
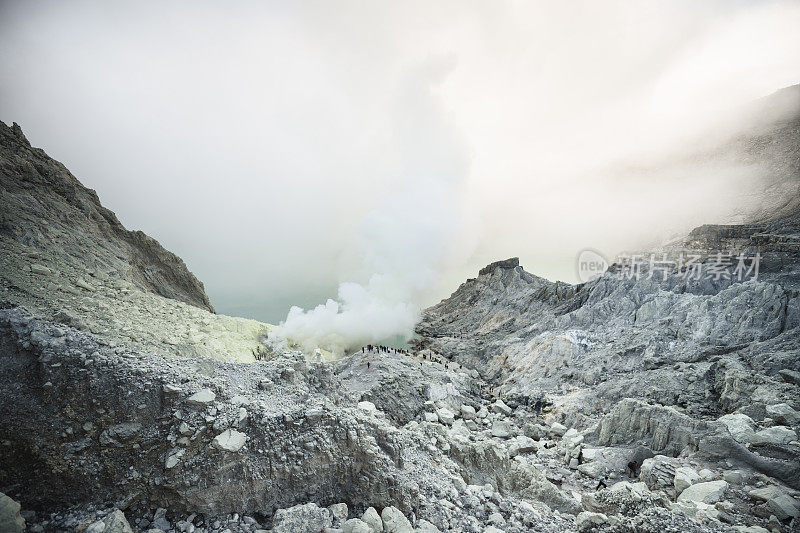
[380,506,412,533]
[460,405,476,420]
[718,413,757,443]
[491,400,512,416]
[186,389,216,405]
[436,408,455,425]
[343,518,372,533]
[104,509,134,533]
[271,503,332,533]
[575,511,608,532]
[211,429,247,452]
[0,493,25,533]
[765,494,800,520]
[328,503,348,527]
[677,480,728,504]
[358,401,377,414]
[491,420,513,438]
[30,264,52,276]
[674,466,700,493]
[415,519,440,532]
[361,507,383,532]
[750,426,797,446]
[765,404,800,426]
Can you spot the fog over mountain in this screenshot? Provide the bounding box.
[1,1,799,346]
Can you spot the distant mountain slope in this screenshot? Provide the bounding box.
[0,120,214,312]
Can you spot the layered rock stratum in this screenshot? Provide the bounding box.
[1,86,799,533]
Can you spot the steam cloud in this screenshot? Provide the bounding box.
[271,58,468,355]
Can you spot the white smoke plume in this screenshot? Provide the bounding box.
[271,57,469,356]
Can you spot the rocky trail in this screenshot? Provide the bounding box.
[1,86,800,533]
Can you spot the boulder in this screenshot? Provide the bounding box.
[549,422,567,437]
[30,264,52,275]
[673,466,700,493]
[380,506,413,533]
[750,426,797,446]
[436,408,455,425]
[104,509,134,533]
[491,400,512,416]
[677,480,728,504]
[343,519,372,533]
[272,503,332,533]
[211,429,247,452]
[749,486,781,502]
[765,494,800,520]
[0,493,25,533]
[639,455,679,490]
[491,420,513,438]
[718,413,757,443]
[723,470,744,485]
[460,405,477,420]
[575,511,608,532]
[186,388,216,405]
[328,503,348,527]
[361,507,383,532]
[765,404,800,427]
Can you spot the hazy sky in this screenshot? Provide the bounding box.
[2,1,799,335]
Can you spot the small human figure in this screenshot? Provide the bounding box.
[367,362,371,370]
[627,460,638,477]
[596,477,607,490]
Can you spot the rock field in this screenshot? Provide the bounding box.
[1,87,799,533]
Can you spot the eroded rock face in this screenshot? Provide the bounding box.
[0,120,213,312]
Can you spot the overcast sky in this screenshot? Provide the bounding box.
[1,1,799,329]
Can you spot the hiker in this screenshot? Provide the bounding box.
[627,460,638,477]
[362,347,365,353]
[596,477,607,490]
[367,362,371,370]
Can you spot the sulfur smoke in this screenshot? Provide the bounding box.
[270,58,469,356]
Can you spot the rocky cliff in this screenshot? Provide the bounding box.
[0,120,214,313]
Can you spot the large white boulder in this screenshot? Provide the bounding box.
[361,507,383,532]
[211,429,247,452]
[673,466,700,493]
[677,480,728,504]
[186,388,216,405]
[343,518,373,533]
[460,404,477,420]
[491,400,512,416]
[436,408,456,425]
[272,503,332,533]
[380,506,413,533]
[718,413,756,443]
[491,420,513,438]
[576,511,608,532]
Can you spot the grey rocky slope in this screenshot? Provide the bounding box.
[2,86,800,533]
[0,120,214,312]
